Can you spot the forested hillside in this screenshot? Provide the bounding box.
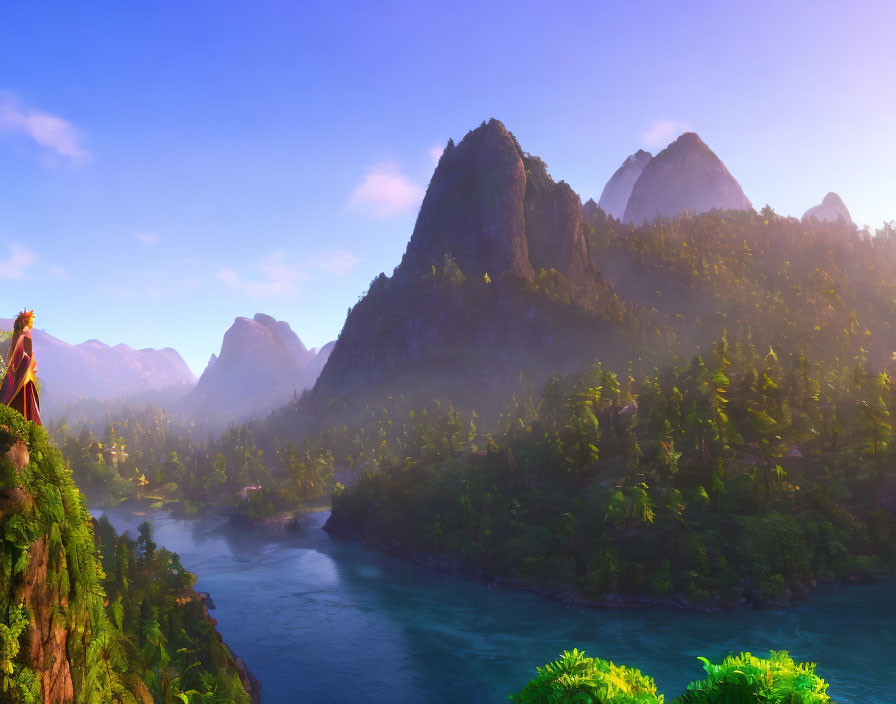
[586,207,896,367]
[325,339,896,607]
[0,405,257,703]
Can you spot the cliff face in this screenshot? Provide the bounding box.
[597,149,652,220]
[310,119,629,414]
[523,158,603,299]
[622,133,752,224]
[398,119,605,291]
[399,119,533,281]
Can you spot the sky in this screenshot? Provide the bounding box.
[0,0,894,375]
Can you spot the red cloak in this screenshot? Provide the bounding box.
[1,311,42,426]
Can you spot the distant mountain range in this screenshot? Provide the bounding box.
[181,313,333,420]
[1,313,333,422]
[0,318,195,413]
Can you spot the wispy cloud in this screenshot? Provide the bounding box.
[49,265,69,280]
[0,93,89,164]
[0,245,37,279]
[428,144,445,166]
[642,119,690,149]
[217,251,304,298]
[348,162,424,218]
[136,231,160,247]
[310,249,361,277]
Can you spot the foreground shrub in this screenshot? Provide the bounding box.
[512,650,834,704]
[511,648,663,703]
[674,651,831,703]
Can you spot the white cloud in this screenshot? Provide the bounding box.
[217,251,304,298]
[310,249,361,277]
[428,144,445,166]
[0,93,89,164]
[0,245,37,279]
[348,162,424,218]
[642,119,690,149]
[136,231,160,247]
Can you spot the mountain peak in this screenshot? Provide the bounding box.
[622,133,752,224]
[311,120,620,408]
[252,313,310,363]
[598,149,653,220]
[398,118,602,295]
[674,131,704,146]
[803,192,853,225]
[185,314,330,420]
[398,118,532,281]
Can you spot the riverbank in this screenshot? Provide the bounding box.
[96,497,886,613]
[91,495,330,534]
[89,506,263,701]
[323,516,890,613]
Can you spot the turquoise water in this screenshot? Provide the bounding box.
[96,509,895,703]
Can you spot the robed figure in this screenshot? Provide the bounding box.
[1,310,42,426]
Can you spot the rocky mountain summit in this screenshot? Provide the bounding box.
[802,192,853,225]
[597,149,652,220]
[399,118,603,294]
[621,132,753,224]
[184,314,332,419]
[310,119,628,412]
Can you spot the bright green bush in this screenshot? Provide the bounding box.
[512,651,834,704]
[674,651,831,703]
[511,649,663,703]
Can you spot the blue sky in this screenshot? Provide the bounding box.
[1,0,894,374]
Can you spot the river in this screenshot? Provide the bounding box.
[94,508,896,703]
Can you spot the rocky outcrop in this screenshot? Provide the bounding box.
[802,192,853,225]
[398,118,605,292]
[597,149,652,220]
[183,314,332,419]
[524,165,603,298]
[622,132,752,224]
[399,119,534,281]
[21,536,74,704]
[232,653,262,704]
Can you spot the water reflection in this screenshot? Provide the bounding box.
[93,508,896,704]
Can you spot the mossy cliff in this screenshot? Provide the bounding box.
[0,404,256,703]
